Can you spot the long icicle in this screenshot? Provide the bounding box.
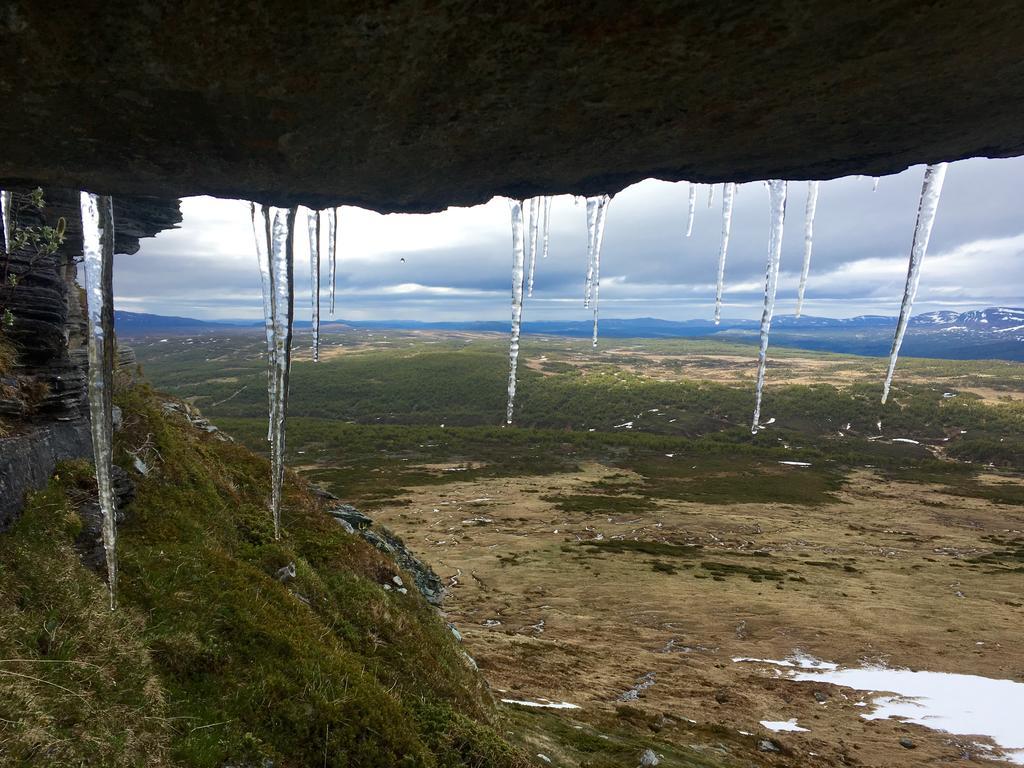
[583,197,598,307]
[1,190,11,252]
[328,207,338,317]
[713,182,737,324]
[541,196,552,259]
[527,197,540,297]
[590,195,610,347]
[881,163,948,404]
[795,180,820,318]
[751,180,788,433]
[707,183,715,208]
[872,177,880,192]
[80,192,118,609]
[269,207,297,538]
[686,183,697,237]
[307,209,321,362]
[506,200,527,424]
[252,204,277,441]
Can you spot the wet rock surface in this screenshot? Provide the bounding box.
[2,3,1023,211]
[0,189,180,527]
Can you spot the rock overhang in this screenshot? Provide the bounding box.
[1,1,1023,213]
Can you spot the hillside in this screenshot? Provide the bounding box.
[0,379,531,767]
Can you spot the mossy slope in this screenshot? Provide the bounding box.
[0,383,529,767]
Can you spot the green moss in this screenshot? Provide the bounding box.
[0,383,529,767]
[0,461,172,767]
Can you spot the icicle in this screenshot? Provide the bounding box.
[506,200,527,424]
[527,197,540,298]
[707,183,715,209]
[881,163,948,404]
[328,207,338,317]
[590,195,610,347]
[795,180,820,318]
[541,196,552,259]
[686,183,697,237]
[873,177,880,192]
[268,207,297,538]
[1,190,11,252]
[751,181,788,434]
[251,204,277,441]
[307,209,321,362]
[80,192,118,610]
[583,198,598,307]
[713,182,737,324]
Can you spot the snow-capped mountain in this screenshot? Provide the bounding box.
[117,307,1024,362]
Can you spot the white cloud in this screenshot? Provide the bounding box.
[121,157,1024,321]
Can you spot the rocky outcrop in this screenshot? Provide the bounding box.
[2,3,1023,212]
[329,505,445,605]
[0,420,92,528]
[0,189,180,529]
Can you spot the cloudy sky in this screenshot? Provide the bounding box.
[119,156,1024,322]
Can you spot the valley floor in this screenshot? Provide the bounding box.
[366,463,1024,767]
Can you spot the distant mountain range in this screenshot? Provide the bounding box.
[115,307,1024,361]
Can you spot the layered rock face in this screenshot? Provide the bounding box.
[0,190,180,527]
[1,2,1023,212]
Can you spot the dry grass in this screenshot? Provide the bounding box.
[371,464,1024,767]
[0,464,172,767]
[0,333,15,376]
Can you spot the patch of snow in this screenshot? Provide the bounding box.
[892,438,920,445]
[793,666,1024,764]
[760,719,809,733]
[778,461,812,467]
[501,698,580,710]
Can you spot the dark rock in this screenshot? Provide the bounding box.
[899,737,916,749]
[2,4,1023,211]
[813,690,829,703]
[356,521,446,605]
[0,420,92,530]
[74,465,137,573]
[309,485,338,502]
[758,739,781,753]
[0,188,179,527]
[328,504,373,530]
[714,688,731,704]
[275,562,297,583]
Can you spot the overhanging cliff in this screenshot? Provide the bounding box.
[1,1,1023,212]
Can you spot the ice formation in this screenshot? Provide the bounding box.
[751,180,789,433]
[307,209,321,361]
[588,195,611,347]
[583,198,598,307]
[526,197,540,297]
[881,163,948,404]
[713,182,737,324]
[251,204,277,440]
[541,196,552,260]
[795,180,820,318]
[0,190,11,251]
[327,207,338,316]
[255,206,298,538]
[506,200,527,424]
[80,192,119,609]
[686,182,697,237]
